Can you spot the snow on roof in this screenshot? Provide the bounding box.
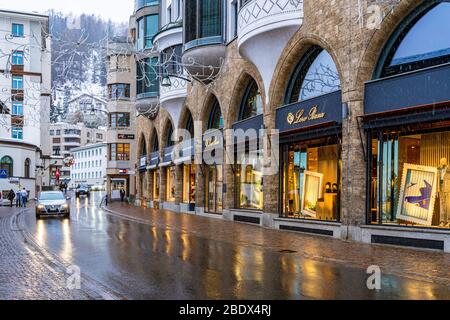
[68,93,107,105]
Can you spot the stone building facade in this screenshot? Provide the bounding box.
[132,0,450,252]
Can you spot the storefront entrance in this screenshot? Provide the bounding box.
[183,164,196,210]
[111,178,127,200]
[205,165,223,214]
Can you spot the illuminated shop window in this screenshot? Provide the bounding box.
[166,166,176,202]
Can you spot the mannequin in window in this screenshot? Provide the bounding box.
[438,157,450,226]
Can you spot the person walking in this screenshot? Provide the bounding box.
[15,189,21,207]
[120,188,126,202]
[20,188,28,208]
[8,189,15,207]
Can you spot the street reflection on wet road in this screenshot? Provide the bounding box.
[21,192,450,300]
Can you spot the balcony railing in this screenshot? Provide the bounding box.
[238,0,303,40]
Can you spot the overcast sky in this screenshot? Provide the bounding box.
[0,0,134,23]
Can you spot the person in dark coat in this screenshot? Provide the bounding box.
[120,189,126,202]
[8,189,15,207]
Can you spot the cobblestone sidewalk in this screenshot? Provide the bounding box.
[0,207,115,300]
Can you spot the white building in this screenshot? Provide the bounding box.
[0,10,51,199]
[67,93,108,127]
[70,142,107,189]
[48,122,106,158]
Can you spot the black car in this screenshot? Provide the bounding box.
[75,184,90,198]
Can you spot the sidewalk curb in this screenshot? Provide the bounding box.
[12,210,126,300]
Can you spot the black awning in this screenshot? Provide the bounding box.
[280,123,341,144]
[362,107,450,130]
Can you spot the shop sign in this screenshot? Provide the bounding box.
[9,177,20,184]
[276,90,342,133]
[140,156,147,168]
[287,105,325,125]
[118,134,135,140]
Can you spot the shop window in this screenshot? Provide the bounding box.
[183,164,196,203]
[236,150,264,211]
[0,156,13,177]
[286,46,340,103]
[166,166,176,202]
[369,127,450,229]
[239,79,263,120]
[205,165,223,214]
[153,170,160,200]
[281,137,341,221]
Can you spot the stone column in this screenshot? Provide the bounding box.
[223,128,235,220]
[340,96,367,241]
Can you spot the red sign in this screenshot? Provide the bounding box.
[55,168,61,182]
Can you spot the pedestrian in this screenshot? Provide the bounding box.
[120,189,125,202]
[20,188,28,208]
[15,189,21,207]
[105,194,108,206]
[8,189,15,207]
[0,191,2,207]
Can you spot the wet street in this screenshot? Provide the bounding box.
[18,192,450,300]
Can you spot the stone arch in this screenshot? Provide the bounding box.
[269,34,345,122]
[226,71,266,127]
[177,104,195,139]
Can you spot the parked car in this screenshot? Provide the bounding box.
[75,184,90,198]
[35,191,70,219]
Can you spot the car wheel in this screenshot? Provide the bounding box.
[65,212,70,219]
[36,214,41,219]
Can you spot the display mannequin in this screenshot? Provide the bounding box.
[438,158,450,226]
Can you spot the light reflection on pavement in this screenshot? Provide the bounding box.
[20,191,450,300]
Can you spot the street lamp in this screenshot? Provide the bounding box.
[161,74,192,87]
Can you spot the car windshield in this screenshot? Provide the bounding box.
[79,185,88,189]
[39,192,65,201]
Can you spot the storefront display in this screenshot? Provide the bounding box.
[368,129,450,228]
[206,165,223,214]
[281,138,340,221]
[183,164,196,204]
[153,170,160,201]
[166,166,176,202]
[236,150,263,210]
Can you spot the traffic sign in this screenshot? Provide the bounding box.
[0,169,7,179]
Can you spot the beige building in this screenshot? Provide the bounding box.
[131,0,450,252]
[105,38,137,200]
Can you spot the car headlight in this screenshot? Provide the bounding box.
[38,204,45,209]
[62,204,69,209]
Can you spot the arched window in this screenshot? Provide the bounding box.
[207,98,223,130]
[239,79,263,120]
[375,2,450,78]
[166,123,174,147]
[185,111,194,138]
[139,135,147,156]
[24,158,30,178]
[286,46,340,104]
[0,156,13,177]
[152,130,159,152]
